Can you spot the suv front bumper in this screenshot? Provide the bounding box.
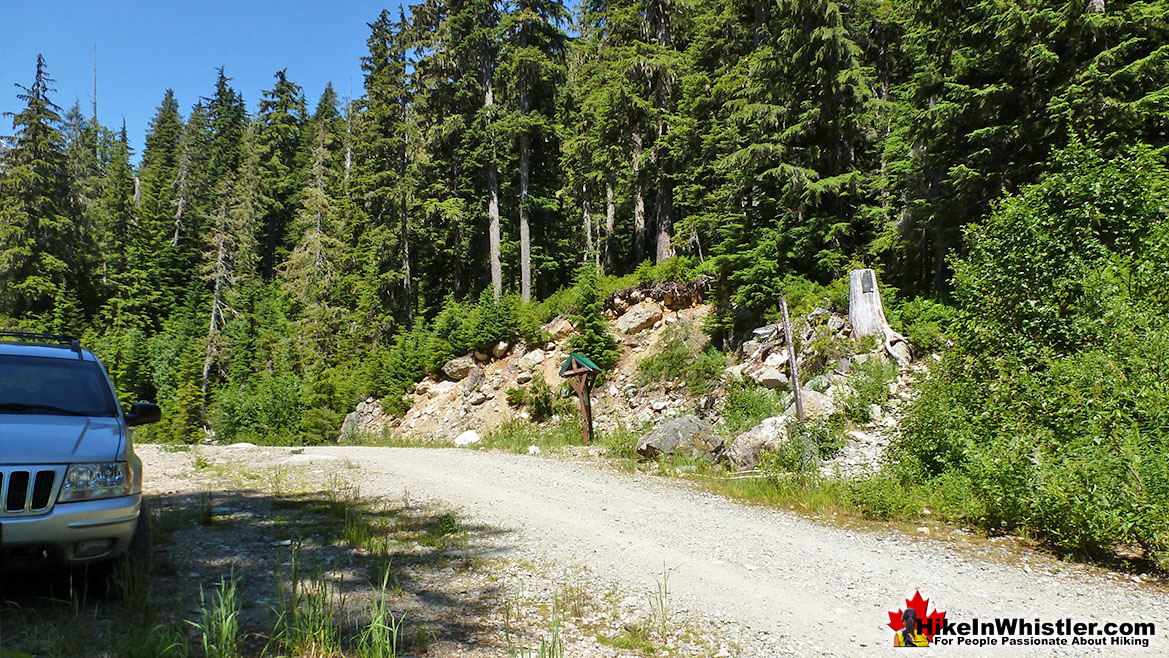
[1,494,141,565]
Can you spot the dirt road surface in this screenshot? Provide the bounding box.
[146,445,1167,656]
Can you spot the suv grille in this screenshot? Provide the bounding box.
[0,467,62,515]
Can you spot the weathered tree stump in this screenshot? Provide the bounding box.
[848,269,911,365]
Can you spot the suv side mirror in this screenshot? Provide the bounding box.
[125,402,162,427]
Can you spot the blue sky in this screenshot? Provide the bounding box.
[0,1,402,159]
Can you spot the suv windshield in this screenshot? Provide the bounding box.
[0,354,119,417]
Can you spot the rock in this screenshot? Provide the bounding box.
[868,403,882,420]
[429,380,456,398]
[652,400,669,412]
[544,316,575,339]
[519,349,546,369]
[740,339,764,358]
[845,429,877,444]
[751,367,788,390]
[805,375,831,393]
[462,369,485,394]
[727,416,788,471]
[516,371,533,384]
[528,445,542,455]
[473,350,489,362]
[853,352,889,367]
[763,352,787,369]
[468,391,489,406]
[724,363,747,381]
[415,380,431,395]
[609,385,620,396]
[827,315,846,332]
[442,355,476,380]
[455,430,481,446]
[834,357,852,374]
[615,300,663,334]
[888,340,911,365]
[751,324,780,340]
[492,340,510,358]
[636,415,724,460]
[785,388,838,418]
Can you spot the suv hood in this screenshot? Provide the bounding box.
[0,415,123,464]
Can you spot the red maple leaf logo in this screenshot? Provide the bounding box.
[888,590,947,641]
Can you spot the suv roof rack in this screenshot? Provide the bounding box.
[0,330,84,359]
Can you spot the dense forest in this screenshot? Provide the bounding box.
[1,0,1167,478]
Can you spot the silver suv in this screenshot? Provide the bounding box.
[0,331,160,566]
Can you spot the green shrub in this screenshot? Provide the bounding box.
[899,141,1169,564]
[841,358,899,422]
[844,475,920,521]
[887,297,957,353]
[528,374,555,422]
[637,324,726,395]
[567,265,620,370]
[212,372,306,445]
[505,387,526,408]
[722,381,785,435]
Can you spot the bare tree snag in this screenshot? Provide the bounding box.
[780,297,803,422]
[849,268,911,365]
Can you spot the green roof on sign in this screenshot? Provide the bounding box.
[559,352,602,376]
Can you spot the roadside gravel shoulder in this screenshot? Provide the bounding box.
[141,444,1168,656]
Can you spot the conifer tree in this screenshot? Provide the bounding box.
[499,0,569,300]
[255,69,306,278]
[0,55,71,321]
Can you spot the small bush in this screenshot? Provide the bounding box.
[845,474,920,521]
[505,387,527,408]
[841,358,899,422]
[638,324,726,395]
[722,381,785,435]
[528,374,555,422]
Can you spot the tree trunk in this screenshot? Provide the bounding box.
[604,174,616,270]
[486,62,502,300]
[655,177,674,263]
[632,128,645,264]
[651,2,674,264]
[401,103,412,322]
[582,182,593,260]
[848,268,910,365]
[519,131,531,302]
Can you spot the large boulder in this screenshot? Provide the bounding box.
[785,388,838,418]
[442,355,476,380]
[455,430,481,446]
[519,348,546,369]
[750,367,788,390]
[727,416,788,471]
[544,316,575,340]
[616,301,663,335]
[339,397,384,441]
[636,414,724,460]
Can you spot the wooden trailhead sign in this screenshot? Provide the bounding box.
[559,353,602,445]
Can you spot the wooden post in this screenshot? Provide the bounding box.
[568,372,594,445]
[780,297,803,423]
[561,353,602,446]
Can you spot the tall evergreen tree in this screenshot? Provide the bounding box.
[255,69,306,278]
[0,55,72,322]
[499,0,569,300]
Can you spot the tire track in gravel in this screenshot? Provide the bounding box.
[247,447,1168,656]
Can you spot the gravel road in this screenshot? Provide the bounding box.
[148,445,1167,656]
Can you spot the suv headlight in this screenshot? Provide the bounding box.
[59,462,137,502]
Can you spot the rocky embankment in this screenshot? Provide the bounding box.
[341,281,932,478]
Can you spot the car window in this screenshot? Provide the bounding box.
[0,354,119,417]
